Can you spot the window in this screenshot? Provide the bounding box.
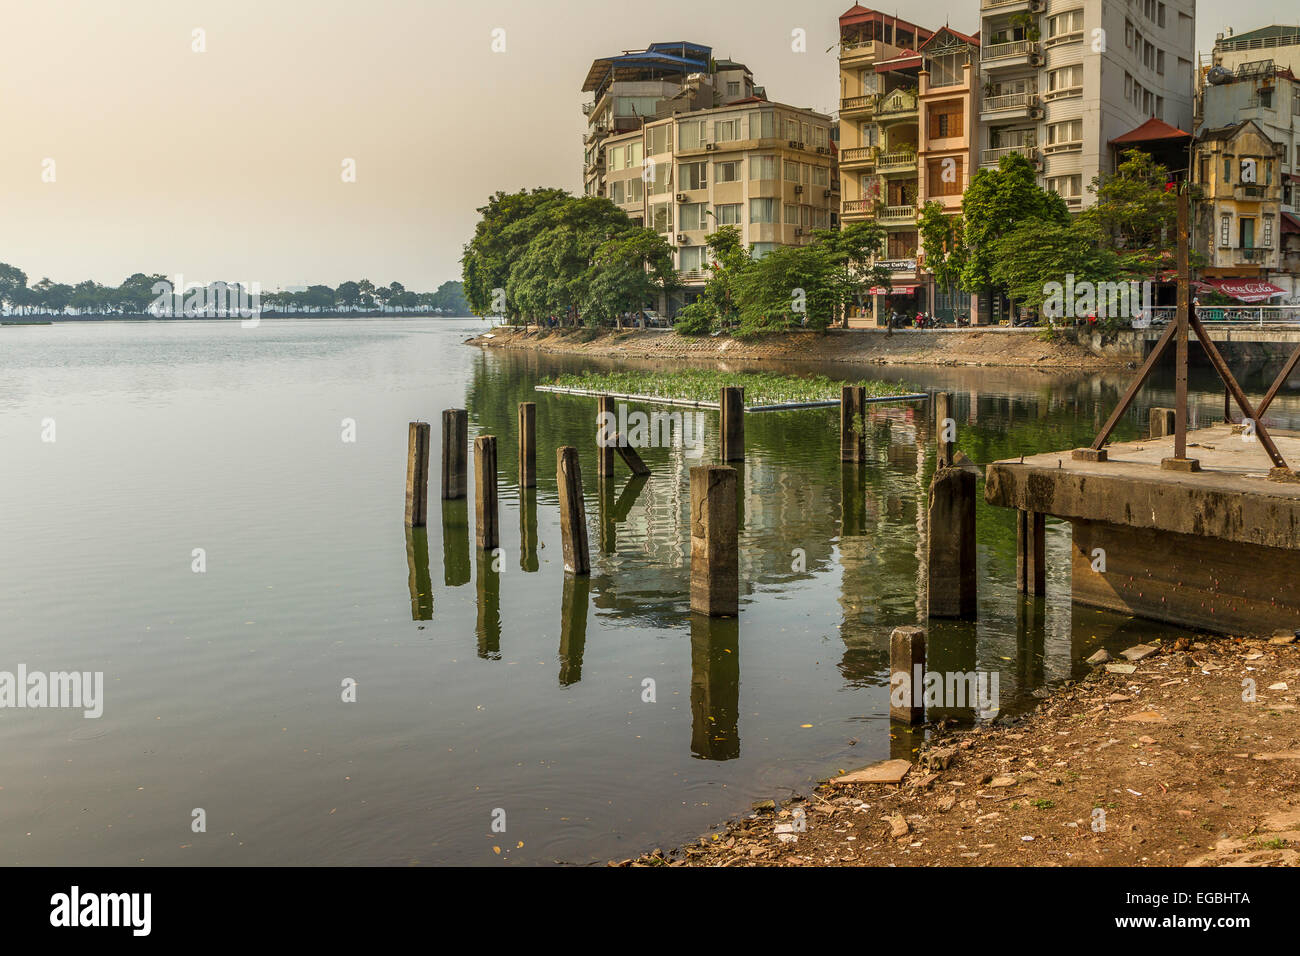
[1125,20,1134,48]
[1048,9,1084,38]
[813,126,829,148]
[812,165,829,186]
[1049,174,1083,198]
[617,96,659,117]
[627,177,644,202]
[610,180,625,204]
[928,158,963,196]
[860,122,878,147]
[1157,1,1166,27]
[646,124,672,155]
[750,242,777,260]
[716,203,742,225]
[1048,119,1083,145]
[679,120,706,150]
[784,117,800,141]
[801,122,811,144]
[1155,96,1163,119]
[649,160,671,196]
[1156,49,1165,75]
[679,202,707,231]
[1260,89,1273,108]
[930,106,963,138]
[1124,72,1132,98]
[784,160,801,182]
[1263,215,1274,247]
[679,161,707,190]
[727,81,740,97]
[651,203,673,234]
[812,207,830,229]
[715,160,741,183]
[714,118,741,142]
[1223,157,1231,183]
[749,155,777,180]
[1047,64,1084,94]
[680,246,707,272]
[1239,217,1255,248]
[608,145,624,169]
[1220,213,1231,246]
[749,198,778,224]
[627,142,643,167]
[749,110,776,139]
[785,203,801,225]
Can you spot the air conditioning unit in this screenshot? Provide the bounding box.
[1029,53,1044,66]
[705,143,717,151]
[675,193,688,202]
[675,234,687,243]
[823,189,833,198]
[1029,0,1045,11]
[1029,106,1044,119]
[794,228,804,236]
[816,146,829,154]
[789,140,803,149]
[794,184,804,194]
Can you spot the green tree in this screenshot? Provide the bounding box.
[461,187,571,319]
[0,262,28,311]
[1080,147,1178,279]
[989,219,1120,319]
[917,202,966,300]
[585,228,677,327]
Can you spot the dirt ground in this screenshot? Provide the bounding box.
[620,635,1300,867]
[470,326,1131,369]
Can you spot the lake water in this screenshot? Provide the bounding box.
[0,318,1291,865]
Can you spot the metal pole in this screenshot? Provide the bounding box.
[1174,188,1189,460]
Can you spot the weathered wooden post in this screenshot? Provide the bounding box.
[441,408,468,499]
[690,465,738,616]
[1149,406,1176,438]
[557,446,590,574]
[596,395,615,479]
[1017,510,1045,596]
[840,384,866,462]
[935,391,954,468]
[719,387,744,462]
[404,421,431,527]
[889,625,926,724]
[474,435,498,551]
[927,466,977,619]
[518,401,536,489]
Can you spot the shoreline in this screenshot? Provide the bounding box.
[469,325,1136,370]
[621,635,1300,867]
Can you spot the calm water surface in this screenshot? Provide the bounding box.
[1,318,1293,865]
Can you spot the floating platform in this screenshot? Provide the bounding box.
[985,424,1300,635]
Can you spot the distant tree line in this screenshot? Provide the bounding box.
[0,263,469,316]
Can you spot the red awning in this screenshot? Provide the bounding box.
[1110,117,1192,145]
[1282,211,1300,235]
[1205,278,1287,303]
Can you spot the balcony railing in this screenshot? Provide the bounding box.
[979,144,1037,165]
[840,94,877,114]
[982,0,1033,8]
[877,149,917,172]
[983,91,1036,111]
[879,204,918,223]
[1236,185,1267,201]
[876,90,918,118]
[1237,246,1273,262]
[840,146,876,165]
[983,39,1036,61]
[842,199,875,214]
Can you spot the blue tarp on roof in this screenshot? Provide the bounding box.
[582,41,713,92]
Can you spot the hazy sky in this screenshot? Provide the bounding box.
[1,0,1296,290]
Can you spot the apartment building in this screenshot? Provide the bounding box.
[581,41,760,202]
[1192,120,1292,301]
[978,0,1195,210]
[600,101,839,312]
[1199,24,1300,83]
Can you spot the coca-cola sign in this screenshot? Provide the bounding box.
[1210,279,1285,303]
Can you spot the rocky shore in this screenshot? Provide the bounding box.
[619,634,1300,867]
[469,325,1137,369]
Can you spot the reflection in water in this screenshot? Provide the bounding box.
[598,475,617,555]
[689,613,740,761]
[613,473,648,523]
[558,573,590,686]
[519,486,539,572]
[475,552,501,659]
[441,498,471,587]
[1015,597,1048,689]
[890,720,926,762]
[404,526,433,621]
[925,620,979,723]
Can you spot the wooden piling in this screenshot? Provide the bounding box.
[935,391,954,468]
[404,421,431,527]
[441,408,468,500]
[1016,509,1045,596]
[719,387,744,462]
[690,465,739,617]
[474,435,498,551]
[1149,406,1176,438]
[889,625,926,724]
[518,401,536,488]
[596,395,615,479]
[840,385,866,462]
[927,466,977,619]
[557,446,590,574]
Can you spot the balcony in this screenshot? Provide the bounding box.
[842,198,875,216]
[879,204,918,225]
[981,0,1036,9]
[979,144,1037,166]
[876,89,919,124]
[839,94,877,117]
[982,39,1040,70]
[839,40,885,67]
[1236,246,1273,263]
[1235,184,1268,202]
[840,146,876,168]
[980,91,1039,121]
[877,149,917,174]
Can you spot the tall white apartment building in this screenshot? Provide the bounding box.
[978,0,1196,208]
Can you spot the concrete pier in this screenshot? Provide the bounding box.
[690,464,738,616]
[840,385,866,463]
[889,625,926,724]
[1016,510,1045,596]
[441,409,468,500]
[518,401,536,489]
[473,435,498,551]
[404,421,430,527]
[557,446,590,575]
[596,395,615,479]
[719,387,744,462]
[986,424,1300,634]
[927,467,977,619]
